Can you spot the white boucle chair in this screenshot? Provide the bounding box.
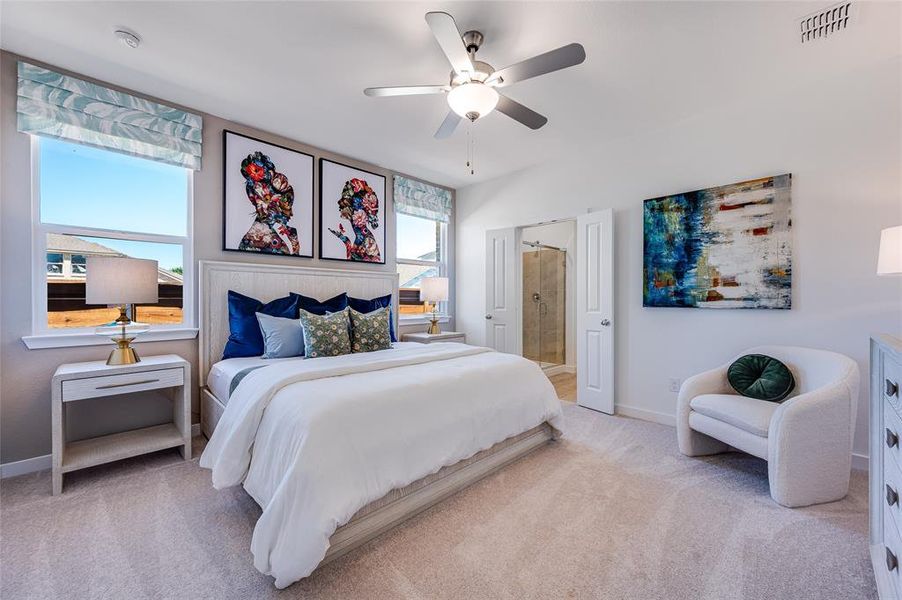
[676,345,860,508]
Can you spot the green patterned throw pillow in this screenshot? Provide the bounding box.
[298,308,351,358]
[349,307,392,353]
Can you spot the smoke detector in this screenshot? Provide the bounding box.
[114,29,141,49]
[799,2,857,44]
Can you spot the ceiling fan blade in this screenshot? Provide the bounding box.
[434,110,462,139]
[425,12,475,77]
[488,43,586,88]
[496,95,548,130]
[364,85,448,97]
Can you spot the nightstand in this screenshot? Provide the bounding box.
[51,354,191,495]
[402,331,467,344]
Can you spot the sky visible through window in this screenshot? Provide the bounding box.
[40,138,187,271]
[397,213,439,261]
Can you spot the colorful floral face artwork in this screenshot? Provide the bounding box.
[319,159,386,264]
[223,131,314,258]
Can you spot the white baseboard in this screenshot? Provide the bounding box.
[2,423,204,479]
[615,403,677,427]
[543,364,576,377]
[852,452,869,471]
[0,454,51,479]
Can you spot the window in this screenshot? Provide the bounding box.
[396,213,447,315]
[34,138,192,333]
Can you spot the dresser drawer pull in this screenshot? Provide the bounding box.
[888,428,899,449]
[95,378,159,390]
[888,547,899,572]
[888,484,899,507]
[889,379,900,399]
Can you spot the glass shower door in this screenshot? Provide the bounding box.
[522,246,566,367]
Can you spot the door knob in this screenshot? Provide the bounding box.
[600,319,611,327]
[484,314,493,320]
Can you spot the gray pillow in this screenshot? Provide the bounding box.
[255,312,304,359]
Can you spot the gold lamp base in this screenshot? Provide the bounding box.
[427,318,441,335]
[107,337,140,365]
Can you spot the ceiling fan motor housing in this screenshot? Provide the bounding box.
[450,60,495,87]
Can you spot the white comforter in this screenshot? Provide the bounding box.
[200,342,563,588]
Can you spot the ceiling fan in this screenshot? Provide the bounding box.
[364,11,586,139]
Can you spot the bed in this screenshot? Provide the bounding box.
[197,260,563,588]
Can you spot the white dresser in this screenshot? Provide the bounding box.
[871,334,902,599]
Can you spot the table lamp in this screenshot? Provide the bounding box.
[86,256,159,365]
[420,276,449,335]
[878,226,902,276]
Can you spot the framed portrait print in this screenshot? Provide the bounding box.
[223,130,314,258]
[319,158,387,264]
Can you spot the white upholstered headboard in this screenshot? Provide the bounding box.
[198,260,399,383]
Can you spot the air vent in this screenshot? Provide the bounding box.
[800,2,856,43]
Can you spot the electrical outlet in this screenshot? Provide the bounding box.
[668,378,682,393]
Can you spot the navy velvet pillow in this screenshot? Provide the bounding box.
[291,292,348,316]
[348,293,397,342]
[222,291,300,360]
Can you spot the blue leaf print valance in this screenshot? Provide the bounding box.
[393,175,452,223]
[16,62,203,170]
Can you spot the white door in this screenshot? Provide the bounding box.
[485,228,518,353]
[576,210,614,413]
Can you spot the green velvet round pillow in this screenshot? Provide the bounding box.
[727,354,796,403]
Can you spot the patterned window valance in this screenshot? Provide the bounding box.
[16,62,203,170]
[393,175,452,223]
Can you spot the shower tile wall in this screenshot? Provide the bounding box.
[522,251,540,361]
[522,248,566,365]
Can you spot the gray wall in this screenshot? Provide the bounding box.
[0,51,455,464]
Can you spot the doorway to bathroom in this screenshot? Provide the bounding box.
[485,209,613,413]
[520,221,576,400]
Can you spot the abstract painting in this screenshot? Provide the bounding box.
[319,158,386,264]
[643,174,792,309]
[223,130,314,257]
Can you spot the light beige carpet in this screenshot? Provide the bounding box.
[1,403,875,599]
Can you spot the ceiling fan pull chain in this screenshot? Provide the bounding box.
[466,123,471,173]
[472,127,476,176]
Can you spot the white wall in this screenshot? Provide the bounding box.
[457,55,902,458]
[521,221,576,366]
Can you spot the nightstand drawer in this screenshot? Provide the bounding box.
[62,367,184,402]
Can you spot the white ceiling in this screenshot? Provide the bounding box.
[1,1,899,188]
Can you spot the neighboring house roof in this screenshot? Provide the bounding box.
[398,250,440,289]
[45,234,183,284]
[157,269,183,284]
[46,233,123,256]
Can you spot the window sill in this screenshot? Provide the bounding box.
[398,314,451,325]
[22,327,199,350]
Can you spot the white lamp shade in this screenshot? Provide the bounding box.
[86,256,159,305]
[420,277,449,303]
[447,83,499,120]
[878,226,902,276]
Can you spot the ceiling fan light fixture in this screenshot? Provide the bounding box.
[447,83,499,121]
